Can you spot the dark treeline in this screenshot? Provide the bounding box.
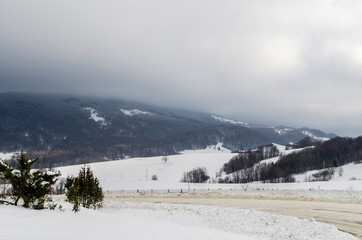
[274,137,362,175]
[223,144,280,174]
[223,137,362,183]
[224,162,295,184]
[286,136,316,150]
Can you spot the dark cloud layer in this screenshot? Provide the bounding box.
[1,0,362,136]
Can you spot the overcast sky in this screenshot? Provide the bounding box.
[1,1,362,137]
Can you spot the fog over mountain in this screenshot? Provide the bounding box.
[1,1,362,137]
[0,93,336,166]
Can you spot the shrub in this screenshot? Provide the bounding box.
[0,151,59,209]
[65,166,103,212]
[181,167,210,183]
[304,168,335,182]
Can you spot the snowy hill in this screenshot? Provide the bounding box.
[56,144,362,192]
[57,144,237,191]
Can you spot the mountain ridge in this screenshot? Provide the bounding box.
[0,92,336,166]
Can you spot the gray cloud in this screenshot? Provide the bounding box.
[1,0,362,136]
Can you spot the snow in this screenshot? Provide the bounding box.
[211,115,249,126]
[273,143,287,153]
[120,108,152,116]
[258,145,307,165]
[85,107,107,126]
[295,162,362,183]
[0,201,357,240]
[57,144,237,191]
[302,130,330,142]
[180,142,231,154]
[57,145,357,191]
[274,127,293,135]
[2,144,362,240]
[56,144,362,194]
[0,159,8,167]
[0,151,20,160]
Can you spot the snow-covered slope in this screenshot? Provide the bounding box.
[181,142,231,154]
[58,144,236,191]
[56,144,362,192]
[274,127,293,135]
[211,115,249,126]
[295,162,362,183]
[258,144,308,165]
[0,151,20,160]
[85,107,107,126]
[302,130,330,142]
[120,109,153,116]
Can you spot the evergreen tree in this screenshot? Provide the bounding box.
[65,166,103,212]
[0,151,59,209]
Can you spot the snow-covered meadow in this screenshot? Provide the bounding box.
[54,143,362,193]
[2,144,362,240]
[56,143,237,191]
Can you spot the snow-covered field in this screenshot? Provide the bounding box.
[0,201,357,240]
[57,143,237,191]
[2,144,362,240]
[55,143,362,193]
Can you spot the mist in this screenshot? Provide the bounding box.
[1,0,362,136]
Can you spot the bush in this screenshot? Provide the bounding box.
[181,167,210,183]
[65,166,104,212]
[0,151,59,209]
[304,168,335,182]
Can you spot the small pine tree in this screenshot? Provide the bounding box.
[0,151,59,209]
[65,166,103,212]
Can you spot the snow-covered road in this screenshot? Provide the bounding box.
[1,200,358,240]
[107,194,362,239]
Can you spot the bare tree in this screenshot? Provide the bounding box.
[0,176,10,198]
[337,166,344,177]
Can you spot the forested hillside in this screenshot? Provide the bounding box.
[0,93,336,166]
[222,137,362,183]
